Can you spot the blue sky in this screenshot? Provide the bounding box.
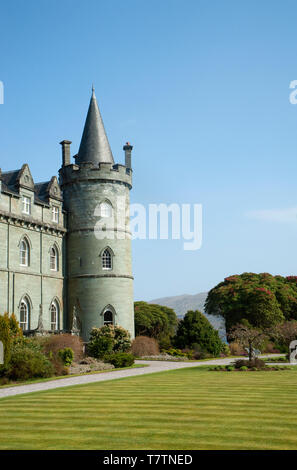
[1,0,297,301]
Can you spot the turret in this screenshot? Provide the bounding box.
[59,88,134,342]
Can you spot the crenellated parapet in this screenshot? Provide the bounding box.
[59,160,132,189]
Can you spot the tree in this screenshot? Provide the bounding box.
[174,310,224,356]
[272,320,297,355]
[134,302,178,345]
[229,320,268,362]
[0,313,22,370]
[204,272,293,332]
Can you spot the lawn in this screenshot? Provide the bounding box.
[1,367,297,450]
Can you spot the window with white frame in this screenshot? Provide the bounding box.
[99,201,113,218]
[20,298,30,331]
[22,196,31,215]
[50,301,59,330]
[102,248,112,270]
[20,239,30,266]
[52,206,59,223]
[50,246,58,271]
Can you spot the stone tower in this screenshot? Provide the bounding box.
[59,88,134,341]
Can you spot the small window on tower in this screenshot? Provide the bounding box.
[102,248,112,270]
[103,310,113,326]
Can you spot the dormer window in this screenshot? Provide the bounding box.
[22,196,31,215]
[52,206,59,223]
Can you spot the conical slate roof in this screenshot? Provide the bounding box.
[76,88,114,165]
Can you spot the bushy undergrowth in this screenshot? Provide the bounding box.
[131,336,159,357]
[88,325,131,359]
[103,352,135,368]
[7,343,54,380]
[43,334,83,362]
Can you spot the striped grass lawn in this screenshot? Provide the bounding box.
[1,367,297,450]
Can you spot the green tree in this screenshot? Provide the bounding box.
[205,273,292,332]
[174,310,224,356]
[0,313,23,370]
[134,302,178,345]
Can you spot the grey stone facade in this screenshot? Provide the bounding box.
[0,90,134,341]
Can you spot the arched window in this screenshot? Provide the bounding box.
[20,239,30,266]
[50,246,59,271]
[20,297,30,331]
[50,301,59,331]
[104,310,114,326]
[102,248,112,270]
[99,201,113,218]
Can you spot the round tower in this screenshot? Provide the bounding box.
[59,89,134,341]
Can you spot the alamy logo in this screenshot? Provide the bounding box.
[94,198,203,251]
[289,80,297,104]
[0,81,3,104]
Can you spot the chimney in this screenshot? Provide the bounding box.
[60,140,72,166]
[123,142,133,170]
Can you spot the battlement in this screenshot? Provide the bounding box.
[59,161,132,189]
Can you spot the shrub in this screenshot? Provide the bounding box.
[221,343,231,356]
[234,359,249,369]
[0,314,11,370]
[58,347,74,366]
[249,358,266,369]
[88,335,114,359]
[240,366,248,371]
[7,344,54,381]
[88,325,131,359]
[113,326,132,353]
[131,336,159,357]
[50,355,69,376]
[43,334,83,362]
[226,366,235,371]
[234,357,266,370]
[166,348,187,357]
[104,352,135,368]
[264,342,280,354]
[0,313,23,372]
[229,342,245,356]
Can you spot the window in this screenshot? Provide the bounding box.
[99,201,113,218]
[20,298,30,331]
[50,301,59,331]
[103,310,113,326]
[22,196,31,215]
[20,239,30,266]
[52,206,59,223]
[102,248,112,270]
[50,246,58,271]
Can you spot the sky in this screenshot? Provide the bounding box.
[1,0,297,301]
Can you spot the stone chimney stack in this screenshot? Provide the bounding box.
[123,142,133,170]
[60,140,72,167]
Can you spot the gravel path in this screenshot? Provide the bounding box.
[0,354,283,399]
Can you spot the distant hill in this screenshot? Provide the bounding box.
[149,292,226,341]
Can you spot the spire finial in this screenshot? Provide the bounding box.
[92,84,95,96]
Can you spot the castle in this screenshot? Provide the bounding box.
[0,89,135,341]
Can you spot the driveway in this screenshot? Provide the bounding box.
[0,354,283,399]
